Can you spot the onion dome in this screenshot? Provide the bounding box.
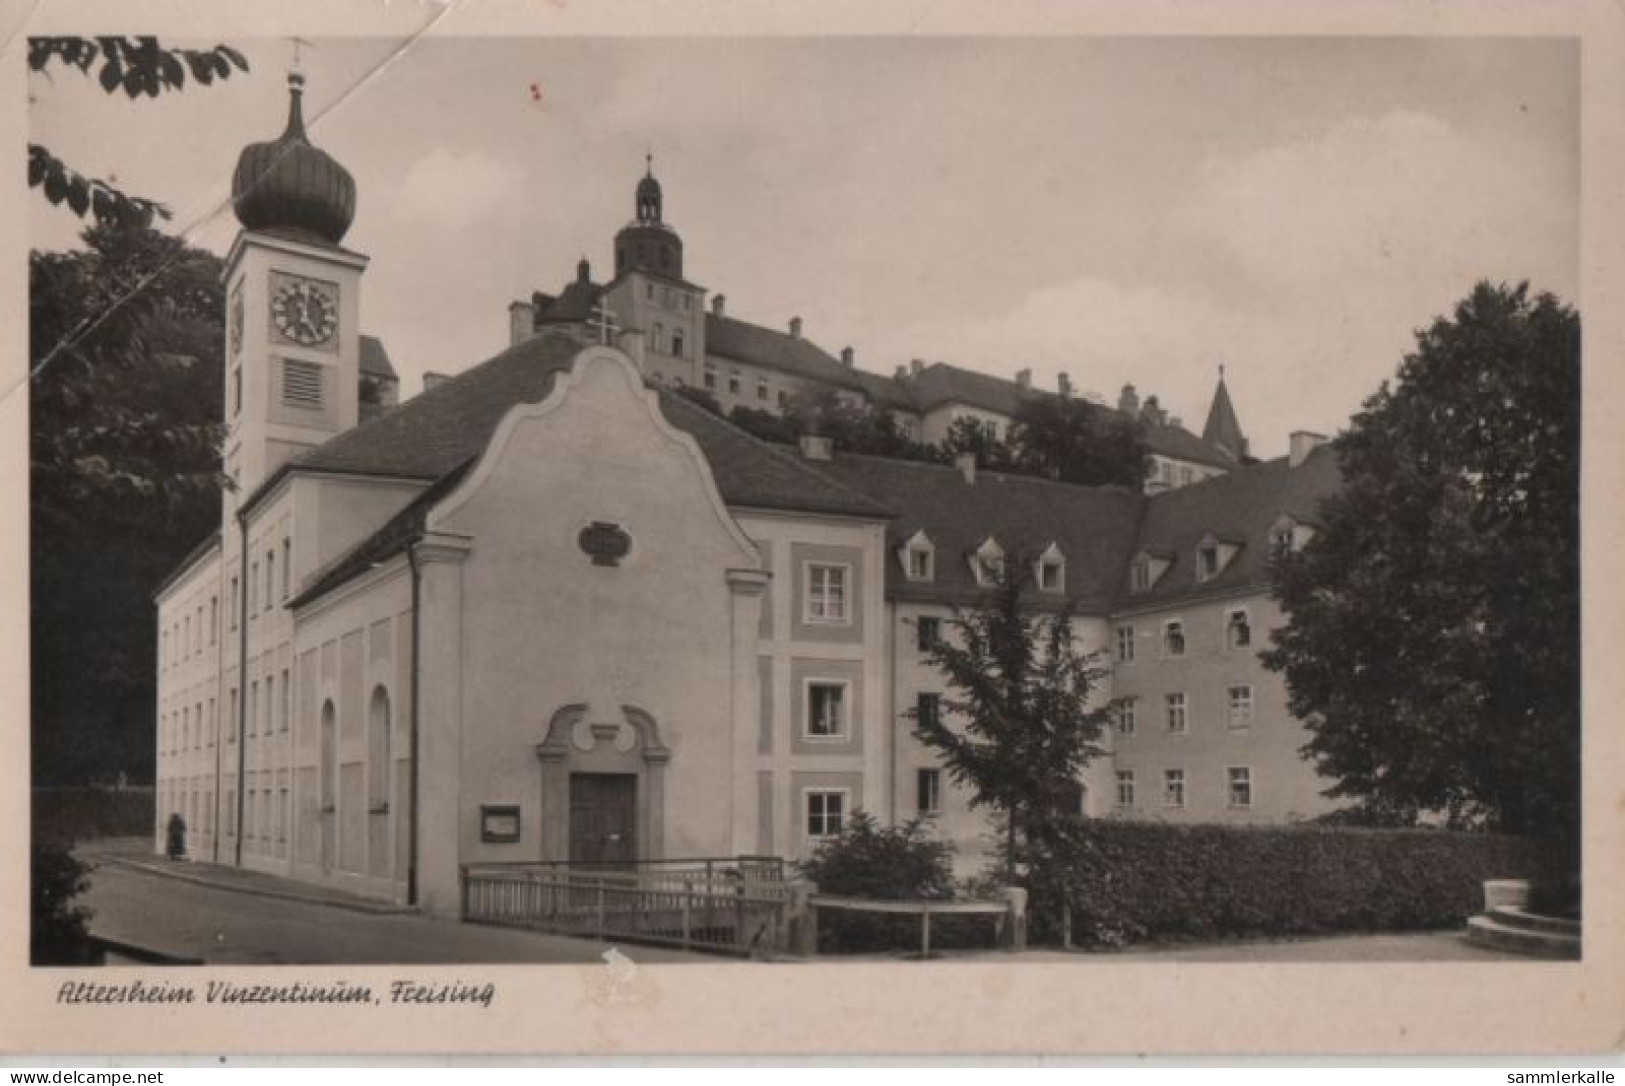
[232,72,356,247]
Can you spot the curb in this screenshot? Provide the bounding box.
[95,853,415,917]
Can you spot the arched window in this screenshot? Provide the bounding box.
[320,700,337,812]
[368,687,391,812]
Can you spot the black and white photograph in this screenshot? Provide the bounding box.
[8,0,1623,1061]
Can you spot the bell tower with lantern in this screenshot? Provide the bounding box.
[221,67,367,519]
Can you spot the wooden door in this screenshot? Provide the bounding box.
[569,773,636,867]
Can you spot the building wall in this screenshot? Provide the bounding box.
[601,272,704,389]
[1146,454,1225,493]
[918,404,1010,447]
[153,546,226,861]
[285,562,414,902]
[701,354,819,416]
[887,600,1118,876]
[424,348,768,881]
[735,511,889,863]
[1107,590,1340,824]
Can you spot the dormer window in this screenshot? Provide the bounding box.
[1198,544,1220,580]
[1195,533,1241,583]
[971,537,1005,587]
[899,530,936,583]
[1269,515,1312,556]
[1130,550,1171,592]
[1035,543,1065,593]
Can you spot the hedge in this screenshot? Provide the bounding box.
[1026,820,1539,947]
[33,786,154,845]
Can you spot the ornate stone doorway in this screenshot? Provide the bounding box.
[537,704,669,864]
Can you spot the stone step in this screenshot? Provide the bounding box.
[1489,906,1582,938]
[1466,914,1581,960]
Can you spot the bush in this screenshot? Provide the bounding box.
[34,786,154,843]
[797,812,982,953]
[1026,820,1539,948]
[33,841,97,965]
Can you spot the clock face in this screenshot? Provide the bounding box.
[270,277,339,348]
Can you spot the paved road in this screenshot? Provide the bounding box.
[81,857,705,966]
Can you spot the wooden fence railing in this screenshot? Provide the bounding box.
[805,888,1028,957]
[461,862,793,956]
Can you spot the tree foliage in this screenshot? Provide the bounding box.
[1264,282,1580,864]
[785,386,945,462]
[938,415,1014,470]
[32,842,96,965]
[32,224,225,785]
[1007,394,1150,489]
[28,37,249,229]
[909,559,1112,881]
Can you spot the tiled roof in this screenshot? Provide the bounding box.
[704,313,870,395]
[283,332,893,605]
[1115,444,1341,610]
[1141,417,1239,470]
[901,361,1238,469]
[845,367,917,412]
[907,362,1033,418]
[359,334,396,380]
[810,452,1144,613]
[537,277,604,324]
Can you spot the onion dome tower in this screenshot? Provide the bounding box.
[232,71,356,247]
[614,155,683,278]
[220,67,369,516]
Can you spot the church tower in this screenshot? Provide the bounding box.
[614,156,683,279]
[602,157,704,386]
[1201,365,1250,462]
[221,70,368,519]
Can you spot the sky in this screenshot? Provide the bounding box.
[29,35,1579,458]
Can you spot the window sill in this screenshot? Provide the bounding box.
[368,803,389,815]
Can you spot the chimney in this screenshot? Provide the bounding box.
[711,294,726,317]
[956,453,977,485]
[1015,368,1032,389]
[894,364,908,380]
[841,346,855,368]
[1289,430,1329,468]
[423,371,452,393]
[1142,395,1166,426]
[576,256,591,283]
[910,358,924,376]
[1117,383,1140,417]
[1169,416,1183,431]
[789,316,803,338]
[507,300,536,347]
[799,434,834,461]
[1058,372,1073,399]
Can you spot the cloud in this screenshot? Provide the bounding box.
[1174,109,1575,302]
[863,108,1577,455]
[388,146,525,232]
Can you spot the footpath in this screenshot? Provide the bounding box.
[76,839,702,966]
